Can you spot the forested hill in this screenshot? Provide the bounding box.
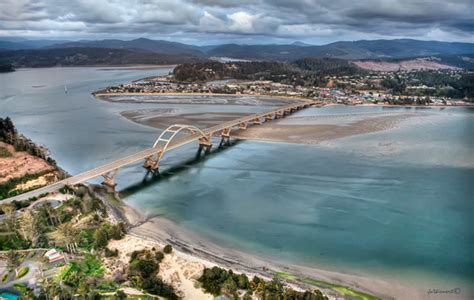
[172,61,299,82]
[172,59,363,83]
[0,47,204,68]
[1,38,473,68]
[293,58,362,75]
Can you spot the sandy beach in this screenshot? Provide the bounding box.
[119,203,427,300]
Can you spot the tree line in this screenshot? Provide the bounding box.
[199,266,328,300]
[0,117,57,164]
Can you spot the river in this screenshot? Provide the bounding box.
[1,67,473,297]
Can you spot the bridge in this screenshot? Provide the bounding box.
[2,101,312,203]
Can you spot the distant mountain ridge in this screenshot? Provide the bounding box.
[0,47,203,68]
[206,39,474,60]
[46,38,203,56]
[0,38,473,68]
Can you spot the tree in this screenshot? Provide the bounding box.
[93,227,109,250]
[1,203,17,234]
[19,209,40,247]
[57,223,79,253]
[221,277,238,296]
[107,224,124,240]
[6,250,20,276]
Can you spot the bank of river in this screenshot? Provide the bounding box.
[1,67,473,299]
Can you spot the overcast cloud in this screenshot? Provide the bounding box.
[0,0,472,44]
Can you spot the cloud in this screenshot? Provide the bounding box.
[0,0,472,44]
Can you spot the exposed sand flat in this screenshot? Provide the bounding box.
[98,94,299,106]
[120,107,424,145]
[233,112,421,144]
[121,109,250,129]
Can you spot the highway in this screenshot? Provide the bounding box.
[2,101,310,203]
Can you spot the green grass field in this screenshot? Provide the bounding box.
[276,271,379,300]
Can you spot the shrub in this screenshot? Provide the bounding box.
[16,266,29,279]
[163,244,172,254]
[141,276,178,300]
[92,227,109,249]
[155,251,164,262]
[104,247,118,257]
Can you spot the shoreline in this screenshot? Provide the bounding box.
[14,64,177,70]
[120,201,423,299]
[93,92,315,104]
[92,92,472,108]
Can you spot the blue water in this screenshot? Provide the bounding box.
[1,67,473,290]
[125,106,474,287]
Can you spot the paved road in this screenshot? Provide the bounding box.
[2,101,310,203]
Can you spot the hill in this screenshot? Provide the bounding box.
[354,54,474,71]
[47,38,204,56]
[0,47,203,68]
[1,38,473,68]
[0,39,72,51]
[172,59,364,85]
[206,39,474,61]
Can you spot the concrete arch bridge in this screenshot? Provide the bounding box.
[3,101,312,203]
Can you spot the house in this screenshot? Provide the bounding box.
[44,249,65,263]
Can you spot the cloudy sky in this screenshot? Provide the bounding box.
[0,0,472,44]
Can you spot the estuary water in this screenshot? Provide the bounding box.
[1,67,473,293]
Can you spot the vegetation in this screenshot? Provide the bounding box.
[380,71,473,99]
[294,57,364,76]
[163,244,173,254]
[0,117,57,164]
[15,266,29,279]
[0,170,55,200]
[275,271,379,300]
[173,59,364,88]
[128,248,178,299]
[0,63,15,72]
[301,277,379,300]
[173,60,301,82]
[198,266,328,299]
[0,145,11,157]
[0,47,202,68]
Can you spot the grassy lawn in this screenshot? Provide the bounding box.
[276,271,379,300]
[16,266,29,279]
[276,271,297,280]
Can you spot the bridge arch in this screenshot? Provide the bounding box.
[144,124,211,171]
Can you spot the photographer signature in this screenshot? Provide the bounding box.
[427,288,461,295]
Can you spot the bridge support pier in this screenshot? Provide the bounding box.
[275,111,283,119]
[102,169,119,192]
[144,155,160,174]
[239,122,247,130]
[265,114,273,121]
[219,128,231,147]
[253,117,261,125]
[198,135,213,155]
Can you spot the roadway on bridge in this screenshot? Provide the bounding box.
[2,101,311,203]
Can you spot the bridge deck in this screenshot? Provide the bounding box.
[2,101,310,203]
